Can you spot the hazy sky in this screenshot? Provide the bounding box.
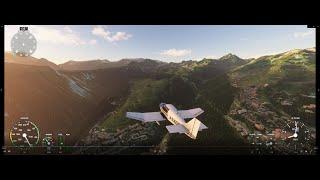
[5,25,315,64]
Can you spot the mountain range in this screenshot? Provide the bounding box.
[4,47,316,154]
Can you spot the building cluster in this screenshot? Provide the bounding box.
[83,122,156,147]
[302,104,316,113]
[227,86,293,149]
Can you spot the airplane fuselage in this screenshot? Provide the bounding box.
[159,103,195,139]
[126,102,206,139]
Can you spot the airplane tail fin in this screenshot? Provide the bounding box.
[185,118,202,139]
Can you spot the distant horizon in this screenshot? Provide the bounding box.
[5,46,316,65]
[5,46,315,66]
[5,25,315,64]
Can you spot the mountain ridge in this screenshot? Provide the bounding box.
[4,47,316,154]
[4,47,315,71]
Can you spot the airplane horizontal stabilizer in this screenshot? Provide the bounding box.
[199,122,208,131]
[166,124,187,134]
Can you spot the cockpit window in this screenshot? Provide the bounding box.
[160,103,169,113]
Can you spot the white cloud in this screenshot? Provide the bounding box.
[160,48,192,57]
[111,32,132,41]
[293,29,314,38]
[63,26,73,33]
[31,25,86,45]
[92,26,132,42]
[204,55,216,59]
[89,39,97,45]
[5,25,130,52]
[92,26,110,38]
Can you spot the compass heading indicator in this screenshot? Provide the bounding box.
[11,27,37,57]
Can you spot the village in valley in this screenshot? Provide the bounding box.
[76,120,164,154]
[225,81,316,154]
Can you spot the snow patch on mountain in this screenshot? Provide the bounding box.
[68,78,89,97]
[53,68,62,76]
[82,72,95,80]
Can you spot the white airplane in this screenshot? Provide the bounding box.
[126,103,208,139]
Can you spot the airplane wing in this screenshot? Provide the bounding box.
[177,108,204,119]
[126,112,166,122]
